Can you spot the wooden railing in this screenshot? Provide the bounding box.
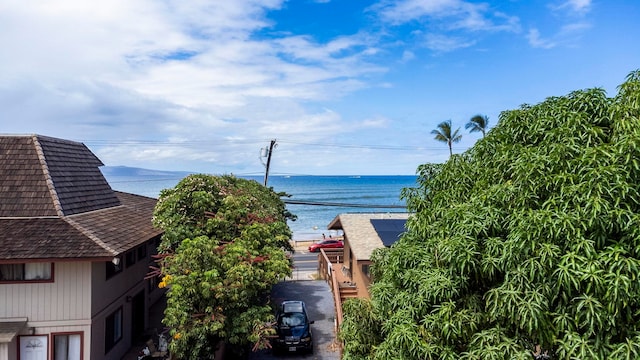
[319,249,345,331]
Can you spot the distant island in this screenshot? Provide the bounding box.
[101,165,195,178]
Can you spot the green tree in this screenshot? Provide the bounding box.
[341,70,640,359]
[431,119,462,157]
[465,114,489,137]
[152,174,294,360]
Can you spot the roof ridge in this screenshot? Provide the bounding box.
[32,135,65,217]
[63,216,119,256]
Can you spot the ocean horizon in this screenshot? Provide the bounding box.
[102,167,417,240]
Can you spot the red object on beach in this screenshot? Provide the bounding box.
[308,240,344,252]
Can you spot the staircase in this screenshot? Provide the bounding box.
[339,285,358,302]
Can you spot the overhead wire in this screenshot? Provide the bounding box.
[80,138,449,151]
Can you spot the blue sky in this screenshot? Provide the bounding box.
[1,0,639,175]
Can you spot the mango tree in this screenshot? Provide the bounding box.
[152,174,294,359]
[341,70,640,359]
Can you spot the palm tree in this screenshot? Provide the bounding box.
[465,114,489,137]
[431,120,462,157]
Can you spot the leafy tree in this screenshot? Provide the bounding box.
[466,114,489,137]
[152,174,294,360]
[431,119,462,157]
[341,70,640,359]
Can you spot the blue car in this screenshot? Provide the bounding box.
[272,300,314,354]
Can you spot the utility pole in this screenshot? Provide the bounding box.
[262,139,277,186]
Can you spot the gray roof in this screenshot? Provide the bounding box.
[327,213,410,261]
[0,135,162,261]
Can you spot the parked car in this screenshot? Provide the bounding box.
[308,239,344,252]
[272,300,314,354]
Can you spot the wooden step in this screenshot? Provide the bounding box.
[340,287,358,294]
[339,287,358,301]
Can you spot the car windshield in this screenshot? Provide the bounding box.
[282,302,304,313]
[279,313,306,327]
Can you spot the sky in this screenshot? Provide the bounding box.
[1,0,639,175]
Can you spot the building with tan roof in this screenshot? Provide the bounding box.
[327,212,409,298]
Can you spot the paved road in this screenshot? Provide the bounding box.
[286,250,320,281]
[294,253,319,271]
[249,281,341,360]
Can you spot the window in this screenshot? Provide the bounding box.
[137,244,147,261]
[105,308,122,353]
[148,276,159,293]
[106,257,122,280]
[125,251,136,268]
[362,264,371,279]
[20,335,48,360]
[0,263,52,282]
[53,333,82,360]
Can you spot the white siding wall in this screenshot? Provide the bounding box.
[0,261,92,359]
[0,241,162,360]
[0,262,91,321]
[15,324,92,360]
[0,342,12,360]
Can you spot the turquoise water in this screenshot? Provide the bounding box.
[104,173,417,240]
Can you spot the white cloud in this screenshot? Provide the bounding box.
[553,0,592,15]
[401,50,416,62]
[527,21,591,49]
[370,0,520,56]
[425,34,476,52]
[0,0,404,174]
[527,28,557,49]
[373,0,520,33]
[360,116,390,128]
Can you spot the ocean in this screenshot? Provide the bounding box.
[103,171,417,240]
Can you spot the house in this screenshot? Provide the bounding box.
[0,135,164,360]
[326,213,409,299]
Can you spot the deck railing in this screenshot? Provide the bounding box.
[318,248,344,330]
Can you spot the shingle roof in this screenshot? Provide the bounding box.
[0,134,162,261]
[38,135,121,215]
[327,213,410,261]
[0,136,58,217]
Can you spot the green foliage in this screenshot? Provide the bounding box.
[340,298,383,360]
[152,174,294,359]
[341,70,640,359]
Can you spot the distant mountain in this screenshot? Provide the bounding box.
[101,165,194,177]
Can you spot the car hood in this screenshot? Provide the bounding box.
[277,324,308,337]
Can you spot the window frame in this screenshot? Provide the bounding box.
[104,307,123,354]
[137,244,147,261]
[125,251,136,268]
[52,332,83,360]
[18,334,49,360]
[0,262,54,284]
[361,263,371,279]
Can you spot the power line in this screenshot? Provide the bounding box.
[79,138,447,152]
[277,139,427,151]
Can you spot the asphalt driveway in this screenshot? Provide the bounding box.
[249,280,341,360]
